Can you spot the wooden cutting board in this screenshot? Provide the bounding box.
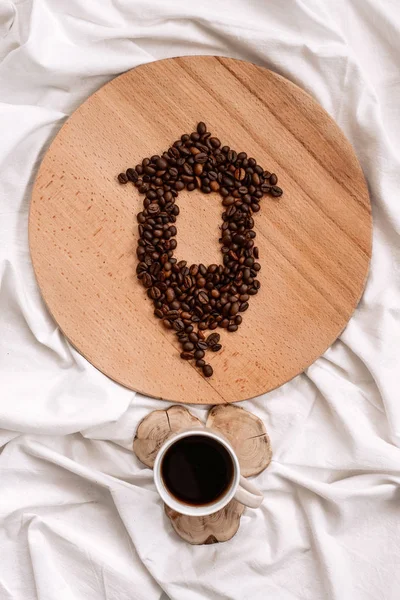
[29,56,372,404]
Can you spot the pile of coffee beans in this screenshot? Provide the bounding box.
[118,122,283,377]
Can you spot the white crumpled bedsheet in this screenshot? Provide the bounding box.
[1,1,400,598]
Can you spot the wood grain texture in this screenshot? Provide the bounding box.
[29,56,372,404]
[133,405,202,468]
[206,405,272,477]
[165,500,244,545]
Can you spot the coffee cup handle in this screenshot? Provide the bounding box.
[234,476,264,508]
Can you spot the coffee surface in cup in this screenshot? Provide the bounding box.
[161,435,234,505]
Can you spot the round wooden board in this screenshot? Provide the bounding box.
[29,56,372,404]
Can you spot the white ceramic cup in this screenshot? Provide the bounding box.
[153,427,264,517]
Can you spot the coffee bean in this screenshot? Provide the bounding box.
[269,173,278,186]
[230,302,240,315]
[222,175,234,187]
[234,168,245,181]
[196,359,206,368]
[194,350,205,360]
[198,291,208,304]
[181,352,194,360]
[173,319,185,332]
[165,288,175,303]
[147,203,160,215]
[210,181,220,192]
[203,364,213,377]
[211,344,222,352]
[155,158,168,170]
[271,186,283,197]
[183,342,195,352]
[149,286,162,300]
[194,163,204,176]
[194,152,208,163]
[118,172,129,184]
[197,341,208,351]
[228,324,238,332]
[197,122,207,135]
[206,333,220,346]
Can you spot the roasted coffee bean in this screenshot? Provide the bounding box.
[209,137,221,148]
[180,352,194,360]
[210,181,220,192]
[230,302,240,315]
[269,173,278,186]
[197,341,208,351]
[118,172,129,184]
[122,122,283,376]
[165,288,175,303]
[198,291,209,304]
[173,319,185,332]
[206,333,220,347]
[147,203,160,215]
[194,152,208,163]
[126,168,138,182]
[271,186,283,197]
[197,121,207,135]
[193,163,204,176]
[234,168,246,181]
[182,342,195,352]
[211,344,222,352]
[156,157,168,170]
[202,364,213,377]
[222,175,234,187]
[149,286,162,300]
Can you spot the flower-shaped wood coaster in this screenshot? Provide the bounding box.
[133,405,202,468]
[133,404,272,544]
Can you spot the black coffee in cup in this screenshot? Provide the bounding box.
[161,435,234,506]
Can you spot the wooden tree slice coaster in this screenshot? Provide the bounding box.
[132,404,272,544]
[133,405,202,468]
[164,500,244,545]
[206,405,272,477]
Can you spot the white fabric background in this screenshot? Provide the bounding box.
[1,1,400,598]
